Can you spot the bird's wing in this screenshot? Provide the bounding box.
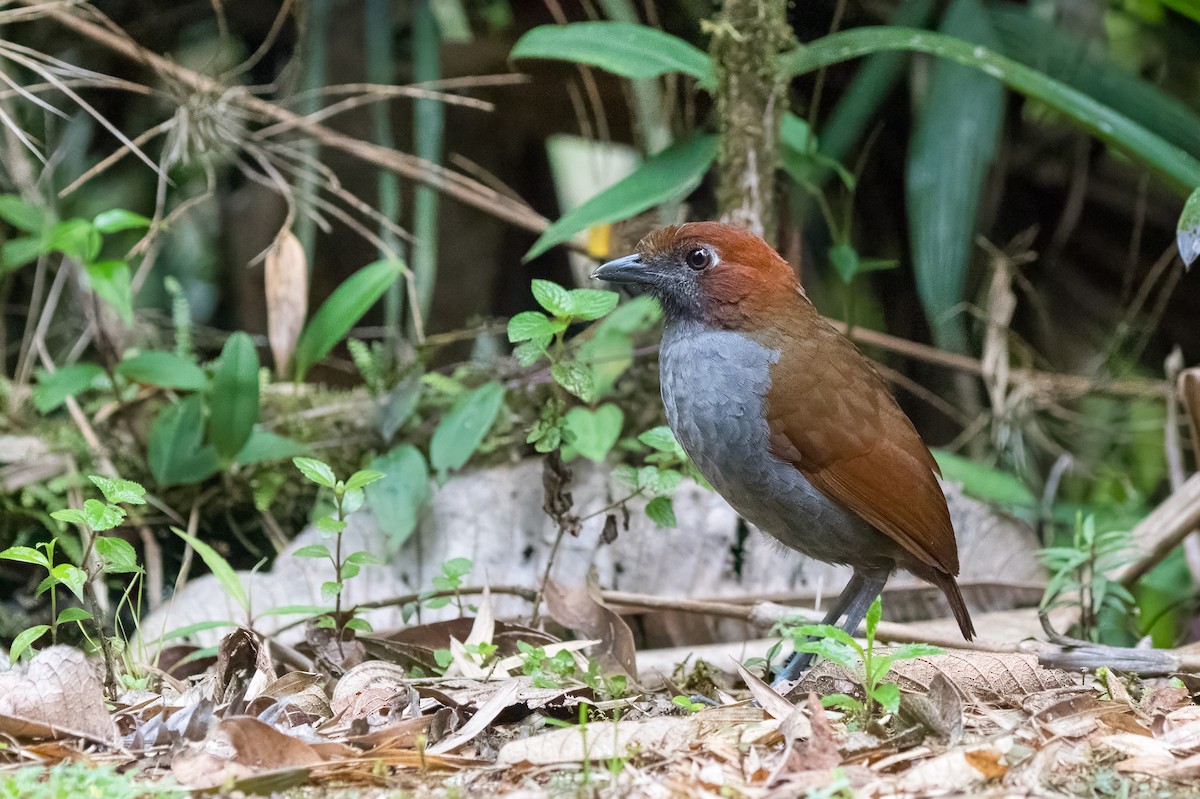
[764,320,958,575]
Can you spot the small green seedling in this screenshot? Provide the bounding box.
[787,596,941,725]
[671,695,706,714]
[292,457,385,634]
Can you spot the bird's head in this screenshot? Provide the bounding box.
[592,222,800,328]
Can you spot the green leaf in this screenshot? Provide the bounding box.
[430,382,505,474]
[829,243,861,284]
[92,208,151,233]
[905,0,1003,352]
[865,594,883,639]
[0,545,49,568]
[566,289,619,321]
[50,508,87,527]
[507,311,554,343]
[235,429,307,466]
[637,465,682,496]
[45,219,101,263]
[366,445,430,551]
[794,638,860,670]
[148,395,221,487]
[9,625,49,662]
[531,279,573,317]
[513,340,548,367]
[293,457,337,488]
[344,469,386,493]
[525,135,719,261]
[33,363,105,413]
[316,516,348,536]
[88,475,146,506]
[886,642,944,660]
[638,426,680,453]
[95,536,142,574]
[2,236,48,271]
[293,544,332,559]
[789,623,860,650]
[0,194,47,233]
[1179,187,1200,269]
[346,550,383,565]
[645,496,676,528]
[562,404,623,462]
[321,581,342,601]
[551,362,594,402]
[932,450,1037,507]
[820,693,864,713]
[208,332,260,462]
[41,563,87,600]
[442,556,473,578]
[83,499,124,532]
[871,681,901,714]
[511,22,713,83]
[173,527,248,612]
[84,259,134,325]
[294,259,403,380]
[780,27,1200,194]
[56,607,92,624]
[116,351,207,391]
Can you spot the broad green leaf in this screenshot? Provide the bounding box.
[117,351,207,391]
[346,550,383,565]
[871,681,901,714]
[50,508,87,526]
[513,340,548,367]
[83,499,124,532]
[173,527,248,612]
[562,403,623,462]
[789,623,860,649]
[33,363,106,413]
[637,465,682,496]
[345,469,386,492]
[780,27,1200,193]
[0,545,49,567]
[905,0,1003,352]
[294,259,403,380]
[208,332,260,462]
[9,625,49,661]
[566,289,619,321]
[0,194,47,233]
[56,608,92,624]
[932,450,1037,507]
[638,426,679,453]
[148,394,221,487]
[366,445,430,551]
[645,496,676,528]
[317,516,347,535]
[293,457,337,488]
[507,311,554,343]
[235,429,307,466]
[321,580,342,601]
[576,326,633,400]
[551,362,594,402]
[2,236,47,271]
[88,475,146,506]
[1179,187,1200,269]
[293,544,331,559]
[95,536,142,573]
[430,382,505,474]
[84,260,134,325]
[820,693,864,712]
[526,135,718,261]
[41,563,87,600]
[93,208,151,233]
[793,638,860,669]
[531,280,573,317]
[511,22,713,83]
[45,219,100,263]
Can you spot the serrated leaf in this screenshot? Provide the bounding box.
[33,363,106,413]
[117,351,207,391]
[551,362,594,402]
[430,382,505,474]
[294,457,337,488]
[83,499,124,532]
[93,208,151,233]
[511,22,713,83]
[208,332,260,462]
[88,475,146,506]
[95,536,141,573]
[526,135,718,261]
[566,288,619,321]
[645,496,676,527]
[513,340,548,366]
[531,280,573,317]
[871,681,901,714]
[507,311,554,342]
[173,527,248,612]
[294,259,403,380]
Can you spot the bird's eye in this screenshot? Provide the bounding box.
[685,248,711,270]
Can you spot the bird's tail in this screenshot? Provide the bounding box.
[935,571,976,641]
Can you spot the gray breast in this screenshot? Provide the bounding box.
[658,320,894,568]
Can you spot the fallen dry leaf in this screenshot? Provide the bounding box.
[265,227,308,377]
[545,577,637,679]
[0,646,117,744]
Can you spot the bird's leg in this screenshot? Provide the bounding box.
[771,569,889,686]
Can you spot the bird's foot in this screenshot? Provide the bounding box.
[770,650,816,689]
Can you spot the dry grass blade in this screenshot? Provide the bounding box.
[426,679,521,755]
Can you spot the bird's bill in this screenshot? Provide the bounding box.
[591,253,649,285]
